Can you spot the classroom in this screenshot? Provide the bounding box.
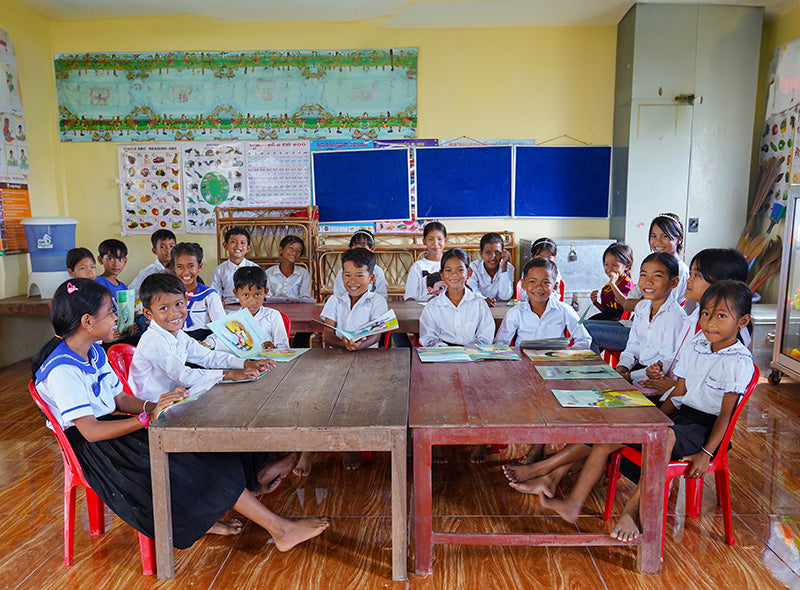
[1,0,800,588]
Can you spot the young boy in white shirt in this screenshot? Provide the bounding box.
[332,230,388,300]
[467,232,514,306]
[129,273,273,403]
[170,242,226,341]
[211,226,259,304]
[129,229,176,296]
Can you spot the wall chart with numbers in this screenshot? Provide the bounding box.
[246,141,311,207]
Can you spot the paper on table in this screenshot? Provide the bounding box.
[519,337,571,350]
[523,349,598,361]
[536,364,620,379]
[416,344,520,362]
[551,388,655,408]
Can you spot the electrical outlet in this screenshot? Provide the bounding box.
[688,218,699,233]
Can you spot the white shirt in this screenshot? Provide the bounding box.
[404,258,441,301]
[130,320,245,402]
[35,341,121,430]
[210,258,260,303]
[619,297,687,375]
[129,259,165,297]
[467,259,514,301]
[208,306,290,351]
[419,288,495,347]
[266,264,313,299]
[627,259,689,304]
[321,290,389,348]
[673,337,753,416]
[183,283,226,332]
[520,269,563,302]
[494,298,592,348]
[334,265,388,300]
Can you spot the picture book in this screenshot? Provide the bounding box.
[116,289,135,333]
[523,349,598,362]
[464,344,521,361]
[416,344,521,363]
[221,368,270,384]
[313,309,398,341]
[536,364,620,379]
[551,389,655,408]
[207,308,266,358]
[157,382,213,419]
[253,348,310,362]
[519,337,571,350]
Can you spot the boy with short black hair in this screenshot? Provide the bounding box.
[211,226,259,303]
[96,239,129,298]
[333,229,388,300]
[129,229,177,296]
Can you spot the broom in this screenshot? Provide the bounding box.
[738,156,783,259]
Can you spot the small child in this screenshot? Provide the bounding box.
[525,237,562,300]
[130,273,272,402]
[404,222,447,301]
[467,232,514,306]
[169,242,225,341]
[266,235,313,300]
[211,226,260,304]
[541,281,754,543]
[95,239,130,300]
[333,230,388,300]
[588,242,634,321]
[129,229,176,296]
[426,271,446,298]
[66,247,97,280]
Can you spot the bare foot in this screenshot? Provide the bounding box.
[293,452,314,477]
[470,444,487,464]
[257,453,299,493]
[206,518,242,536]
[517,444,545,465]
[502,462,544,483]
[508,474,558,498]
[272,517,331,552]
[540,496,582,524]
[343,452,362,471]
[610,513,640,542]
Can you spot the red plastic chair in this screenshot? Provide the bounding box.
[279,311,291,337]
[515,279,565,302]
[107,343,136,396]
[28,380,156,574]
[602,365,759,550]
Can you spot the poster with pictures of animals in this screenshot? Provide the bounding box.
[118,144,184,236]
[182,142,246,233]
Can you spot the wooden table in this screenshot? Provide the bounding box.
[409,351,672,575]
[389,300,509,334]
[149,348,410,580]
[224,301,324,333]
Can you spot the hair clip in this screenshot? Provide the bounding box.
[66,282,78,294]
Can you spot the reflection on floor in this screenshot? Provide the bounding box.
[1,359,799,589]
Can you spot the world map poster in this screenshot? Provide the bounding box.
[54,49,418,142]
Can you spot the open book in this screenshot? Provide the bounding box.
[313,309,398,341]
[551,389,655,408]
[116,289,135,333]
[536,364,620,379]
[417,344,521,363]
[208,308,303,360]
[519,337,571,350]
[523,349,597,361]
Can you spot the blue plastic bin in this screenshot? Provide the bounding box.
[20,217,79,273]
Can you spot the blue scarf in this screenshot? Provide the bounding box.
[185,283,218,329]
[35,339,115,398]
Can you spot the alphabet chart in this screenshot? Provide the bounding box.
[246,141,311,207]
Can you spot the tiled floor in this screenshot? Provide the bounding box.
[1,359,800,589]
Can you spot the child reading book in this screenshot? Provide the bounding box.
[211,226,260,304]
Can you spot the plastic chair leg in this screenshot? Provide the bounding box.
[602,451,622,521]
[138,533,156,575]
[86,487,105,536]
[684,477,704,518]
[715,469,735,545]
[64,484,77,566]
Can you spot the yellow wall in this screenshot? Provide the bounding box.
[1,5,617,293]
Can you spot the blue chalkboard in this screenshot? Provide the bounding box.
[416,146,512,218]
[514,146,610,217]
[312,149,410,222]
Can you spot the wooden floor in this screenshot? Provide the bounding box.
[2,359,800,589]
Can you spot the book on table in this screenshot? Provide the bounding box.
[313,309,398,341]
[536,364,620,379]
[523,349,597,361]
[207,308,307,360]
[551,389,655,408]
[518,337,571,350]
[416,344,521,362]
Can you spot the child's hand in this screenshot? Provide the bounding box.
[641,377,673,394]
[224,367,262,381]
[615,365,631,381]
[244,358,275,372]
[485,297,497,307]
[262,341,275,349]
[129,323,140,335]
[589,290,602,309]
[680,451,711,479]
[645,363,664,379]
[343,336,359,351]
[501,250,511,272]
[152,387,189,418]
[608,271,620,284]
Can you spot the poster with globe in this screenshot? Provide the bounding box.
[182,142,246,233]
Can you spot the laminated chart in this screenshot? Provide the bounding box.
[183,142,246,233]
[246,141,311,207]
[118,144,184,235]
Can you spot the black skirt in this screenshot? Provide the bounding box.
[65,415,275,549]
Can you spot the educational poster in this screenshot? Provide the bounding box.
[0,178,32,254]
[310,139,373,151]
[760,109,795,208]
[54,49,418,142]
[118,144,184,236]
[2,113,28,176]
[375,219,432,233]
[183,142,245,233]
[319,222,374,234]
[246,141,311,207]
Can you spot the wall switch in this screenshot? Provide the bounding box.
[688,218,699,233]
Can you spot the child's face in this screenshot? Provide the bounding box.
[173,253,201,290]
[235,284,266,315]
[68,256,97,280]
[225,234,251,263]
[351,238,374,252]
[638,260,678,302]
[98,251,127,278]
[153,238,176,266]
[441,256,470,291]
[480,241,503,272]
[700,298,749,351]
[280,241,303,265]
[649,224,681,256]
[91,296,118,341]
[143,291,188,335]
[685,261,712,303]
[424,230,446,260]
[341,260,374,299]
[523,266,557,304]
[603,253,629,280]
[427,280,447,297]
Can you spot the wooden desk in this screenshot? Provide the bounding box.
[149,348,410,580]
[224,301,324,333]
[389,300,509,334]
[409,351,671,575]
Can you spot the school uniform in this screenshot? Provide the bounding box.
[210,258,260,303]
[419,289,495,347]
[129,259,165,297]
[36,339,275,550]
[130,320,245,402]
[207,306,290,351]
[618,297,686,380]
[183,283,226,338]
[467,259,514,301]
[265,264,313,299]
[627,259,690,303]
[95,275,128,307]
[320,290,388,348]
[520,268,564,301]
[333,264,388,300]
[403,258,441,301]
[494,298,592,348]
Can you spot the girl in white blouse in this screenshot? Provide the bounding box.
[404,222,447,301]
[265,235,313,300]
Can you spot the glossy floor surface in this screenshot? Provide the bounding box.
[2,359,800,589]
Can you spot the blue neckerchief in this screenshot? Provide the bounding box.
[35,339,114,397]
[185,283,218,329]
